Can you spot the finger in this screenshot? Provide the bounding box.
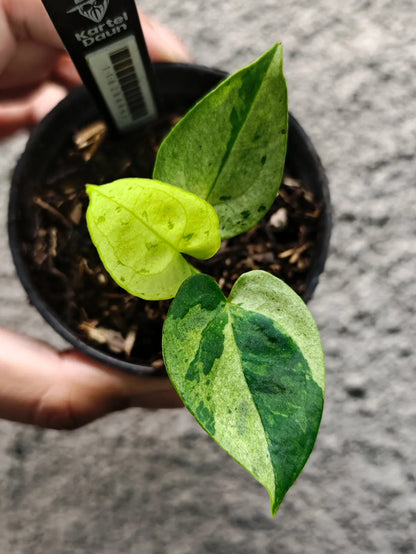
[53,54,82,87]
[139,12,190,63]
[0,0,64,89]
[0,328,182,430]
[0,82,67,135]
[1,0,65,52]
[61,350,183,412]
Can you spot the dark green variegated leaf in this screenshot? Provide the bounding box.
[153,44,288,239]
[86,178,221,300]
[162,270,325,515]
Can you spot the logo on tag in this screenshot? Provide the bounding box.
[67,0,110,24]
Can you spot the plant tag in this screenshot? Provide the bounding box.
[41,0,159,132]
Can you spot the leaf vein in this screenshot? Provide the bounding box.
[227,304,277,497]
[206,55,276,203]
[92,186,189,254]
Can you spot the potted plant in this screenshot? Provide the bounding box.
[8,44,330,514]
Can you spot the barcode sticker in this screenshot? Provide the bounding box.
[85,34,158,131]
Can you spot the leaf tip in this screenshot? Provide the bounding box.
[85,183,98,197]
[270,498,281,517]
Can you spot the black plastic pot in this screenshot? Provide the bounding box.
[8,62,331,376]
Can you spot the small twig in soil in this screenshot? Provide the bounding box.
[79,320,126,353]
[73,121,107,162]
[124,326,138,357]
[33,197,72,228]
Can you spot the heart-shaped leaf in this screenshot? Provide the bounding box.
[153,44,288,239]
[86,178,221,300]
[162,271,325,514]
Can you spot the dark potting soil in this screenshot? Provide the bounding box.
[21,116,323,369]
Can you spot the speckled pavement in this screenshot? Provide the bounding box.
[0,1,415,552]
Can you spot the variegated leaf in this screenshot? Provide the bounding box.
[162,270,325,514]
[86,178,221,300]
[153,44,288,239]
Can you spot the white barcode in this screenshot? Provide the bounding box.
[85,35,157,131]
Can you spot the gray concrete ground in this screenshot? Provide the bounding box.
[0,0,415,552]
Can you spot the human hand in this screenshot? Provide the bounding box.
[0,328,182,430]
[0,0,189,137]
[0,0,188,428]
